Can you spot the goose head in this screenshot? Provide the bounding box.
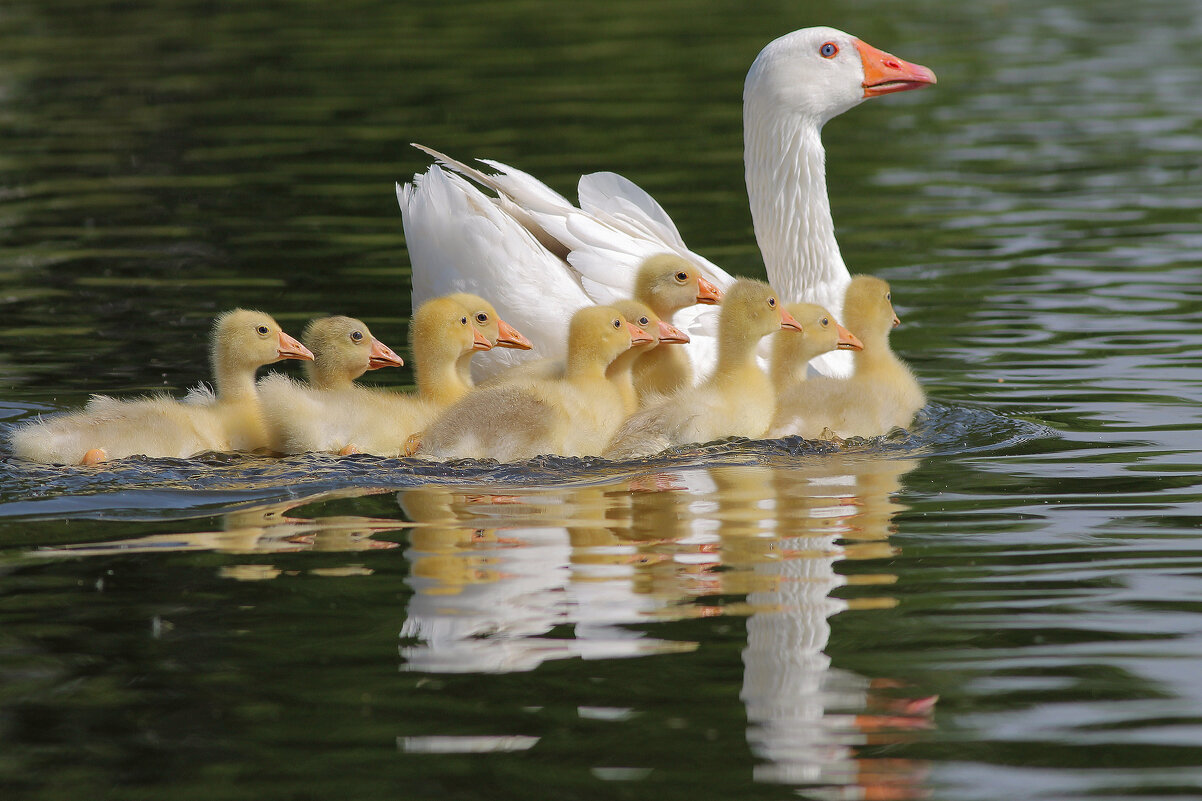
[568,305,654,371]
[445,292,533,350]
[301,316,404,389]
[842,275,901,345]
[212,309,314,375]
[634,253,724,317]
[745,26,936,126]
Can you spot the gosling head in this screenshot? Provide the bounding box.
[611,299,690,352]
[719,279,802,343]
[634,253,724,317]
[842,275,901,345]
[211,309,313,374]
[771,302,862,384]
[568,305,654,369]
[445,292,533,350]
[301,316,403,389]
[411,296,493,367]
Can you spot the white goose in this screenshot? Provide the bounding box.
[397,26,934,379]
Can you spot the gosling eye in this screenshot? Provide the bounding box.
[820,317,829,327]
[885,292,892,302]
[459,316,468,326]
[612,318,622,329]
[475,312,489,324]
[819,41,838,58]
[674,271,689,283]
[255,324,270,336]
[638,317,650,326]
[767,297,776,308]
[350,330,364,343]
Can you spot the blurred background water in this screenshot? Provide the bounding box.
[3,0,1202,798]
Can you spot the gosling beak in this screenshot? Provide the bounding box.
[696,276,724,305]
[367,338,405,369]
[626,321,654,347]
[495,318,533,350]
[836,323,864,351]
[472,327,493,351]
[778,308,803,332]
[854,39,937,99]
[277,331,315,361]
[893,313,901,328]
[657,319,690,345]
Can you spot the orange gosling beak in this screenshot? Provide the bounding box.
[696,276,724,305]
[854,39,937,98]
[778,308,803,332]
[836,323,864,351]
[277,331,315,361]
[472,327,494,351]
[368,338,405,369]
[893,313,902,328]
[656,319,690,345]
[495,318,533,350]
[626,321,654,347]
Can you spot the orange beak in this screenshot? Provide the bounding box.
[495,317,533,350]
[854,39,937,98]
[656,319,690,345]
[472,327,493,351]
[893,313,901,328]
[836,323,864,351]
[779,308,802,332]
[696,276,724,305]
[367,338,405,369]
[626,321,654,347]
[277,331,315,361]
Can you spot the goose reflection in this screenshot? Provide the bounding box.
[397,483,701,674]
[33,489,401,580]
[396,451,933,797]
[720,456,933,797]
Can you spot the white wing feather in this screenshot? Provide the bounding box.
[400,146,750,379]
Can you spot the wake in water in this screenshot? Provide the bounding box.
[0,402,1055,523]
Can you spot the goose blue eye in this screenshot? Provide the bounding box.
[350,330,364,342]
[475,312,488,324]
[460,316,468,325]
[820,42,838,58]
[767,297,776,308]
[674,271,688,283]
[821,318,829,327]
[613,319,621,329]
[639,317,650,326]
[255,325,269,336]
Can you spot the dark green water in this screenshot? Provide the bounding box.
[4,1,1202,799]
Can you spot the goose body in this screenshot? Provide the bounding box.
[768,276,925,440]
[9,309,314,464]
[603,279,800,460]
[417,306,652,462]
[397,27,934,382]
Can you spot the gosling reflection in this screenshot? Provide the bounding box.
[716,456,934,798]
[397,484,699,674]
[33,489,402,576]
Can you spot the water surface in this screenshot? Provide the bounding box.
[3,0,1202,799]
